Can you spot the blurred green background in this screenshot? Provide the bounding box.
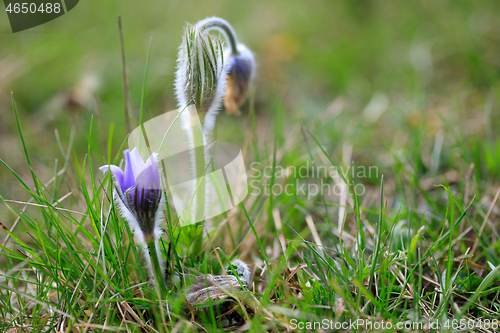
[1,0,500,212]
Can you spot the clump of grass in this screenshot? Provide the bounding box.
[3,82,500,332]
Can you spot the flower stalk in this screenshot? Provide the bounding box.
[192,130,207,222]
[145,236,167,296]
[175,22,226,222]
[194,17,239,55]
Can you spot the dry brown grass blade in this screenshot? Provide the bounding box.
[118,15,132,134]
[82,282,112,333]
[272,208,287,259]
[267,265,305,301]
[1,168,69,251]
[463,163,475,209]
[3,199,85,216]
[471,184,500,255]
[305,215,323,255]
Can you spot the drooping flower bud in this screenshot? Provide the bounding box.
[189,17,256,116]
[223,44,256,115]
[174,23,227,121]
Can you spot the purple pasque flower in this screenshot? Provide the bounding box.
[100,148,162,237]
[223,43,255,116]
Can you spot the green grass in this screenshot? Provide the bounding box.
[2,0,500,332]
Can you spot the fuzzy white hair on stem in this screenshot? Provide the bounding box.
[174,23,228,144]
[113,190,166,285]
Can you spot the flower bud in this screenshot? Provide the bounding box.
[223,44,256,115]
[174,24,227,119]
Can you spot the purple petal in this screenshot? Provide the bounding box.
[135,168,158,190]
[122,150,136,191]
[129,148,145,178]
[136,154,160,189]
[100,165,126,190]
[127,185,141,206]
[148,153,161,188]
[232,56,252,81]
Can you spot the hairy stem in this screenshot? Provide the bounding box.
[146,237,165,292]
[145,237,168,331]
[192,127,207,222]
[195,17,239,55]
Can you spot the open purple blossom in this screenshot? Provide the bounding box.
[100,148,166,285]
[100,148,162,238]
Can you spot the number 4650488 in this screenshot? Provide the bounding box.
[6,2,61,14]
